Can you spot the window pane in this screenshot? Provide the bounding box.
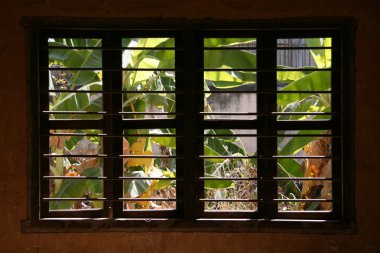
[48,92,103,120]
[122,71,175,91]
[122,50,175,69]
[204,129,257,157]
[277,130,333,212]
[277,49,331,69]
[205,180,257,199]
[204,50,256,69]
[278,201,332,212]
[123,129,176,211]
[204,71,256,89]
[122,38,175,48]
[49,179,103,211]
[204,201,257,211]
[49,70,102,90]
[276,93,331,121]
[49,201,103,211]
[49,49,102,68]
[277,71,331,91]
[277,38,331,48]
[204,158,257,178]
[204,93,257,120]
[48,38,102,47]
[122,93,175,120]
[203,129,257,212]
[277,37,332,69]
[204,38,256,47]
[124,200,176,210]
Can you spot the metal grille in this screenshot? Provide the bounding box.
[39,31,183,219]
[29,21,352,229]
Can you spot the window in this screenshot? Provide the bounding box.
[23,18,355,232]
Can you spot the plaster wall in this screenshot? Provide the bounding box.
[0,0,379,252]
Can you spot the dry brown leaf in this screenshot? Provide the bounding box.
[301,133,332,210]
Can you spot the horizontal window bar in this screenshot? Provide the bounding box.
[202,118,258,122]
[201,134,337,137]
[119,112,180,115]
[43,111,107,114]
[43,198,179,202]
[202,134,258,137]
[199,177,257,180]
[274,199,333,202]
[43,176,107,180]
[122,134,178,137]
[201,91,335,94]
[200,112,336,116]
[43,154,107,157]
[202,68,335,72]
[274,155,335,159]
[201,90,258,94]
[46,46,179,50]
[199,156,337,159]
[272,112,335,115]
[202,46,257,50]
[43,154,183,159]
[276,47,334,50]
[43,111,184,116]
[275,133,335,137]
[121,118,178,121]
[46,46,103,50]
[120,177,177,180]
[200,112,258,115]
[198,177,337,181]
[276,68,333,72]
[43,176,180,180]
[202,46,335,50]
[199,199,336,203]
[122,47,178,50]
[199,199,258,202]
[43,67,178,71]
[120,198,177,201]
[43,198,107,201]
[45,134,180,138]
[276,90,334,94]
[199,155,258,159]
[42,90,181,94]
[120,155,179,158]
[273,177,335,180]
[45,133,107,136]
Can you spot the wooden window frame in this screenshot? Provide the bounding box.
[21,17,356,233]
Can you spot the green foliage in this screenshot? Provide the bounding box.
[124,171,152,198]
[48,37,329,211]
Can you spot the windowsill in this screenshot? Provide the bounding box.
[20,218,357,234]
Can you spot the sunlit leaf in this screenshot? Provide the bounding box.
[124,171,151,198]
[278,71,331,106]
[204,38,256,47]
[305,38,332,68]
[126,138,154,171]
[204,175,235,189]
[204,50,256,69]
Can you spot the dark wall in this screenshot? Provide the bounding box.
[0,0,379,252]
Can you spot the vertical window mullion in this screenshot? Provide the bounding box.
[39,31,50,218]
[182,28,199,220]
[256,32,278,219]
[102,31,123,218]
[331,32,343,219]
[175,32,185,218]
